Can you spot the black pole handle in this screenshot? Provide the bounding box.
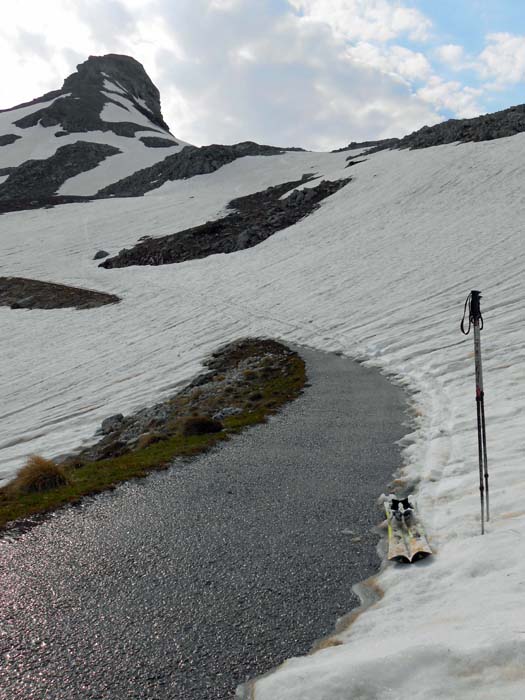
[471,290,482,323]
[460,289,484,334]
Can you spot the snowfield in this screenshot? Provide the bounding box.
[1,136,525,699]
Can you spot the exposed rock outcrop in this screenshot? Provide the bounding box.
[0,134,21,147]
[139,136,179,148]
[100,175,350,268]
[96,141,288,197]
[0,277,120,310]
[0,142,120,207]
[332,138,398,153]
[338,104,525,154]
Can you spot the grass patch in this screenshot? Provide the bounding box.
[7,455,70,495]
[0,343,306,532]
[181,415,223,436]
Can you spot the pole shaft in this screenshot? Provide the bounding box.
[471,290,489,532]
[476,394,485,535]
[463,290,489,534]
[480,397,489,521]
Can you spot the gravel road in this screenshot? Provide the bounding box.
[0,346,406,700]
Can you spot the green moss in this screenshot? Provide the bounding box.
[0,351,306,531]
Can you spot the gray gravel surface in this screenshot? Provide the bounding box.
[0,347,406,700]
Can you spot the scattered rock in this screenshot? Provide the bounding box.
[93,250,109,260]
[187,373,215,389]
[101,414,124,434]
[213,407,243,421]
[71,338,301,464]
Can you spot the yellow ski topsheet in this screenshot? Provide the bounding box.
[384,501,432,564]
[384,502,410,563]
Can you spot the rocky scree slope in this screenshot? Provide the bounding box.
[100,175,350,267]
[336,103,525,153]
[96,141,292,198]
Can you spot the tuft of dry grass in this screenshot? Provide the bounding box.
[181,415,224,436]
[135,432,163,450]
[7,455,70,495]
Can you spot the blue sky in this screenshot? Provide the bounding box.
[2,1,525,149]
[407,0,525,115]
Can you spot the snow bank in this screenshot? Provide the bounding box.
[1,138,524,698]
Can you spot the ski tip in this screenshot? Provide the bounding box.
[410,550,432,563]
[388,553,411,564]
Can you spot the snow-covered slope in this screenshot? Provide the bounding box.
[1,123,525,697]
[0,55,186,200]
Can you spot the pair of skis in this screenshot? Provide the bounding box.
[383,494,432,564]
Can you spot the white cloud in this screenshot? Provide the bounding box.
[417,76,482,118]
[347,42,432,83]
[151,1,441,148]
[436,43,466,69]
[478,33,525,87]
[209,0,242,9]
[288,0,432,42]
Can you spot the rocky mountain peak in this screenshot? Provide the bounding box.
[0,54,185,212]
[3,53,172,138]
[62,54,170,133]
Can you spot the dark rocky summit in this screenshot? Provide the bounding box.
[100,175,350,268]
[96,141,289,197]
[4,54,172,138]
[0,54,183,213]
[0,277,120,310]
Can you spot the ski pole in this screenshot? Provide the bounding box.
[460,290,489,534]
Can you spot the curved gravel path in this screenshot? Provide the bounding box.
[0,346,406,700]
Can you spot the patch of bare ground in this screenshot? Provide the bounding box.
[0,276,120,309]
